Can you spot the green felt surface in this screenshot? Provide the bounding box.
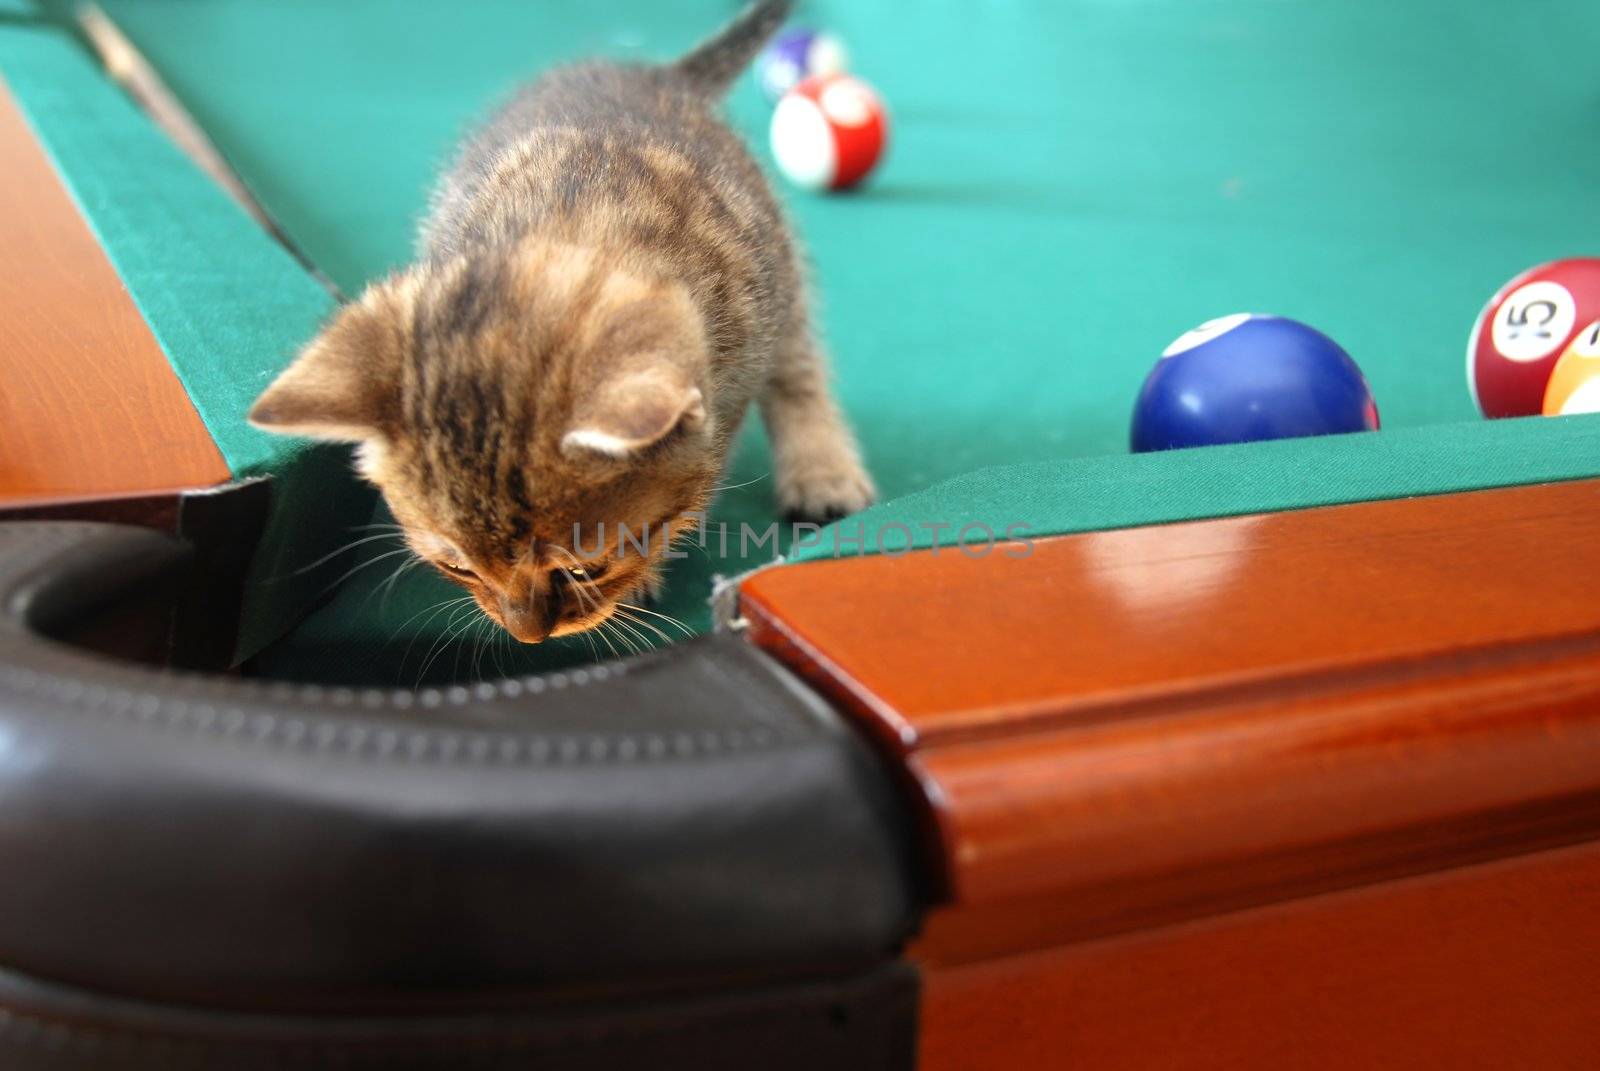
[14,1,1600,682]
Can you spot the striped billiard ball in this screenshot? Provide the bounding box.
[1468,257,1600,418]
[770,74,887,193]
[1543,319,1600,416]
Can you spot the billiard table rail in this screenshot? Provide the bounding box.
[741,479,1600,966]
[0,521,924,1069]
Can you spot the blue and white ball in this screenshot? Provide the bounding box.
[757,28,849,103]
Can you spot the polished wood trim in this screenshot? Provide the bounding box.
[741,479,1600,959]
[745,480,1600,752]
[920,838,1600,1070]
[913,639,1600,960]
[0,74,230,504]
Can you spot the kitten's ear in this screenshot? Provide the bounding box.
[248,280,412,441]
[561,368,707,461]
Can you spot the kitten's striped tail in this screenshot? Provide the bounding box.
[674,0,793,96]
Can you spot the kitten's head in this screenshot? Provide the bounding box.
[249,244,719,643]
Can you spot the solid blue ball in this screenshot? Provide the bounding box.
[1130,314,1379,453]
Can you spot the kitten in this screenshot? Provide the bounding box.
[249,0,874,644]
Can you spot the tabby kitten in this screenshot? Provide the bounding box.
[249,0,873,644]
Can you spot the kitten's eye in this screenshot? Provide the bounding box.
[568,562,607,581]
[438,561,477,580]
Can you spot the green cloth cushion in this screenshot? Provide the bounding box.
[793,415,1600,560]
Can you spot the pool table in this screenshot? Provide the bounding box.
[3,2,1600,1068]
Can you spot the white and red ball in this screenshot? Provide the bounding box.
[770,74,887,192]
[1467,257,1600,418]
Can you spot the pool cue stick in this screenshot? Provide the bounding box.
[75,4,347,302]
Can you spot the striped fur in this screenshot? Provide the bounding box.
[250,1,872,644]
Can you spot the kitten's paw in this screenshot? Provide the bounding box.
[777,457,877,525]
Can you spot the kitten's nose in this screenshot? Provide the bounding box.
[500,594,559,644]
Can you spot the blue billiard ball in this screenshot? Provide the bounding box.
[1130,314,1380,453]
[757,28,849,103]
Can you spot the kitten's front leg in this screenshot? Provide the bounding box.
[760,317,876,523]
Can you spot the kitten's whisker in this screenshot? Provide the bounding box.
[373,557,425,615]
[595,618,625,656]
[608,612,658,653]
[618,602,695,638]
[711,471,769,494]
[437,606,484,683]
[464,613,496,682]
[270,532,405,582]
[613,606,662,640]
[593,621,619,656]
[600,618,640,657]
[495,626,514,677]
[469,617,490,681]
[617,622,645,657]
[417,602,483,684]
[414,601,478,675]
[368,557,416,605]
[312,547,415,602]
[485,624,502,678]
[590,617,623,661]
[394,594,474,635]
[666,528,713,562]
[396,595,477,668]
[614,608,671,646]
